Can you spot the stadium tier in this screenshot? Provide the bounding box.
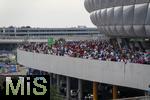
[0,27,100,37]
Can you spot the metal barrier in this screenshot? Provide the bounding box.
[116,96,150,100]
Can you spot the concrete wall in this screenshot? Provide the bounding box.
[17,49,150,90]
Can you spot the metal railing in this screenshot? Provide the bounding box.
[115,96,150,100]
[0,35,108,40]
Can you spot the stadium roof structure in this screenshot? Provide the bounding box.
[84,0,150,37]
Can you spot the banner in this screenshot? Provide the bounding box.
[8,65,17,73]
[48,37,55,46]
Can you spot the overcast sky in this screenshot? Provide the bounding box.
[0,0,95,28]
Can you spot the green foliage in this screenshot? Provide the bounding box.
[50,85,64,100]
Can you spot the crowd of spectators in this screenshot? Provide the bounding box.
[18,39,150,64]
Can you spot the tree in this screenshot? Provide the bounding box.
[50,85,64,100]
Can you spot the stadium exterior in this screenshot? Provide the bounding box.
[4,1,150,100]
[0,27,100,37]
[0,27,103,50]
[84,0,150,37]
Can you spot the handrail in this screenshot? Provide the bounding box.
[115,96,150,100]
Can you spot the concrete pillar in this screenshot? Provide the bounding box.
[56,74,60,92]
[39,70,42,75]
[50,73,52,86]
[14,28,16,37]
[93,81,98,100]
[66,76,70,100]
[112,85,118,99]
[78,79,82,100]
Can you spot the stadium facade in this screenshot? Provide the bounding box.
[84,0,150,37]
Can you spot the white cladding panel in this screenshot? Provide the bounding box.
[84,0,150,37]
